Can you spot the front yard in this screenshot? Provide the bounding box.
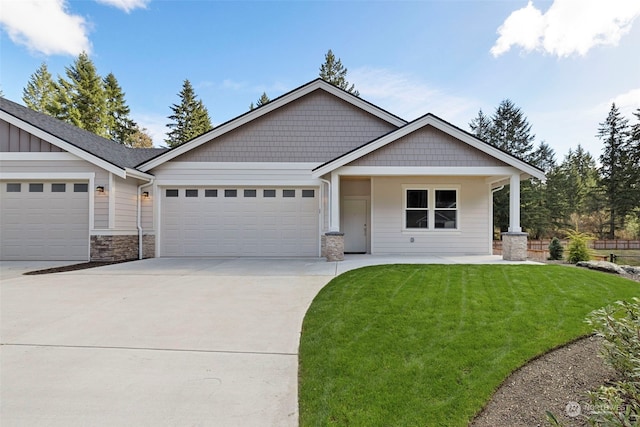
[298,264,639,426]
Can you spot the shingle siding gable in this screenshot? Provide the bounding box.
[347,125,509,167]
[175,90,398,163]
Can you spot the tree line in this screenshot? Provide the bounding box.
[470,102,640,240]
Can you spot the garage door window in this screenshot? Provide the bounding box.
[283,189,295,198]
[186,189,198,197]
[264,189,276,197]
[166,189,178,197]
[29,183,44,192]
[52,183,66,192]
[244,189,256,197]
[6,183,21,192]
[205,189,217,197]
[225,189,237,197]
[74,183,88,192]
[302,189,315,198]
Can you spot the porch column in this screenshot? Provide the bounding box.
[325,171,344,261]
[502,173,528,261]
[330,171,340,232]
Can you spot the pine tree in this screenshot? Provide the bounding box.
[249,92,270,110]
[22,62,57,114]
[530,141,556,172]
[488,99,535,161]
[104,73,136,144]
[63,52,108,137]
[598,103,631,238]
[50,76,80,125]
[319,49,359,96]
[165,79,212,148]
[469,109,492,141]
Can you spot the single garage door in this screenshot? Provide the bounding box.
[0,181,90,260]
[161,187,319,257]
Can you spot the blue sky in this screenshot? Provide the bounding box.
[1,0,639,160]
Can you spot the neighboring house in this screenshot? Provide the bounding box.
[0,79,544,262]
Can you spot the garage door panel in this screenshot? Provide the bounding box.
[161,186,318,257]
[1,181,89,261]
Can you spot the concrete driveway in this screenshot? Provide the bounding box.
[1,255,534,426]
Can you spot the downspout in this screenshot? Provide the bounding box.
[137,180,154,260]
[320,178,331,231]
[491,185,504,194]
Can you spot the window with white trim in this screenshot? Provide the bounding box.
[404,187,458,230]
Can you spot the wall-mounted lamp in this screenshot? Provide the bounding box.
[142,191,150,198]
[96,186,105,193]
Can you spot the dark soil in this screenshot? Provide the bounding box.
[23,259,135,275]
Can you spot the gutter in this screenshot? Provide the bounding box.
[137,179,155,260]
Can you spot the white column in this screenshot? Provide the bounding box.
[330,171,340,231]
[508,173,522,232]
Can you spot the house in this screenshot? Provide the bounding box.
[0,79,544,262]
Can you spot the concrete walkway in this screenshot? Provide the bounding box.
[0,256,537,426]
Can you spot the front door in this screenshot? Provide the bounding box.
[342,198,368,253]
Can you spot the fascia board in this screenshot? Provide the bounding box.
[139,80,407,172]
[124,167,154,181]
[0,111,127,178]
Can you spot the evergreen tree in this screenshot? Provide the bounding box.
[22,62,57,114]
[249,92,270,110]
[598,103,632,238]
[530,141,556,172]
[104,73,136,144]
[50,76,80,125]
[165,79,212,148]
[469,109,492,141]
[63,52,108,137]
[319,49,359,96]
[488,99,536,161]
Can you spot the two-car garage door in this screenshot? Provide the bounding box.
[161,186,319,257]
[0,181,89,260]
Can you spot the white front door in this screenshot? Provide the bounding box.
[342,198,368,253]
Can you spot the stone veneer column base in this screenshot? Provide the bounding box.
[324,232,345,262]
[91,234,156,261]
[501,232,528,261]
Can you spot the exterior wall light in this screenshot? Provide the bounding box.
[142,191,150,198]
[96,186,105,193]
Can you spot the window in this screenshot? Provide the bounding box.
[29,183,44,192]
[205,189,217,197]
[52,183,66,192]
[244,189,256,197]
[166,189,179,197]
[435,190,457,229]
[404,187,458,230]
[283,189,295,198]
[185,189,198,197]
[405,189,428,229]
[302,189,315,198]
[74,183,88,192]
[225,189,237,197]
[6,183,21,192]
[263,189,276,198]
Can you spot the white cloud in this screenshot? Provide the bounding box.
[94,0,149,13]
[610,88,640,115]
[349,67,477,124]
[0,0,91,56]
[491,0,640,58]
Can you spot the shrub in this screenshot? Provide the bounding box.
[584,298,640,426]
[548,237,564,260]
[565,230,592,264]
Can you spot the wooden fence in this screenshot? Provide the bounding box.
[493,239,640,251]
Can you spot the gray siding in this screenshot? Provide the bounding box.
[114,176,139,229]
[0,159,109,228]
[370,176,491,255]
[0,119,63,152]
[349,126,508,167]
[176,90,397,163]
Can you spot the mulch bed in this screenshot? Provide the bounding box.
[23,259,135,275]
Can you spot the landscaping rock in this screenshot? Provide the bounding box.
[576,261,627,275]
[622,266,640,276]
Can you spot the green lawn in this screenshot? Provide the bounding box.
[298,264,639,426]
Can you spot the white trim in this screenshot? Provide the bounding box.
[155,162,321,170]
[311,114,546,180]
[108,172,116,229]
[124,167,154,181]
[508,173,522,232]
[401,184,461,231]
[90,229,154,236]
[154,179,322,187]
[0,172,95,180]
[0,152,79,161]
[334,166,521,177]
[0,110,127,178]
[138,80,407,172]
[330,171,340,232]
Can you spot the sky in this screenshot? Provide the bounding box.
[1,0,639,161]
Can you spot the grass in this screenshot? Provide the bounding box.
[298,264,639,426]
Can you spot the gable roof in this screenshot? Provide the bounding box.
[137,79,407,171]
[312,113,546,180]
[0,97,165,178]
